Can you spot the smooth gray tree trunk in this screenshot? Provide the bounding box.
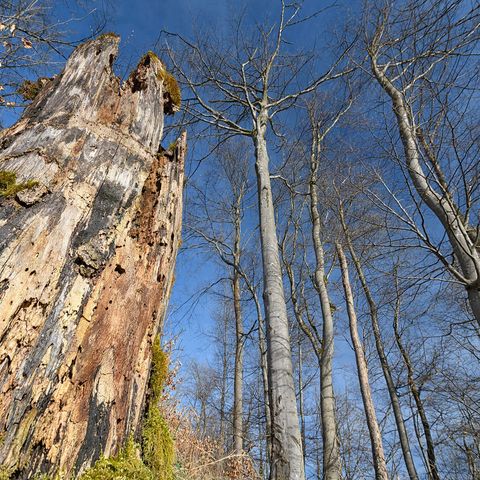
[392,298,440,480]
[340,210,419,480]
[233,203,244,454]
[337,243,389,480]
[253,110,305,480]
[309,135,342,480]
[371,59,480,329]
[298,340,306,468]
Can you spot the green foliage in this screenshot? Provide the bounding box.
[0,170,38,197]
[80,437,153,480]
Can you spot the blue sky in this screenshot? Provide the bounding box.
[97,0,361,367]
[1,0,362,375]
[3,3,474,475]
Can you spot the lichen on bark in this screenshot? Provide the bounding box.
[0,33,185,479]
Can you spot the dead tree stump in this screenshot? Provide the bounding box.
[0,34,185,478]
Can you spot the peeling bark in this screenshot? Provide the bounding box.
[0,34,185,479]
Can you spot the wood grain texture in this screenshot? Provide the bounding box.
[0,34,185,478]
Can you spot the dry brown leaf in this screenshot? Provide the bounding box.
[21,38,32,49]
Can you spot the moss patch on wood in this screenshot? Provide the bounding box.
[141,51,181,113]
[97,32,119,41]
[142,336,174,480]
[17,78,50,101]
[167,140,178,152]
[0,467,12,480]
[158,69,181,113]
[79,437,153,480]
[148,336,169,404]
[0,171,38,197]
[78,337,174,480]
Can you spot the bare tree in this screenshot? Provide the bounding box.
[306,99,355,479]
[0,0,105,115]
[336,198,420,480]
[391,268,440,480]
[366,0,480,327]
[186,140,249,454]
[164,3,352,477]
[337,242,389,480]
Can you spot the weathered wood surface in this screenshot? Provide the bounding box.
[0,34,185,478]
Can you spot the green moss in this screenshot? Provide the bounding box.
[80,437,153,480]
[144,51,161,63]
[149,336,169,404]
[142,407,174,480]
[97,32,119,41]
[167,140,178,152]
[158,68,181,111]
[141,52,181,112]
[142,336,174,480]
[0,170,38,197]
[0,467,65,480]
[17,79,49,101]
[32,473,65,480]
[0,466,12,480]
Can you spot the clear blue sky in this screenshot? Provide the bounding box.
[1,0,361,372]
[87,0,359,366]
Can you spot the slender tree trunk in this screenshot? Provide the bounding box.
[339,209,419,480]
[316,434,322,480]
[253,109,305,480]
[258,387,266,480]
[246,277,272,464]
[0,35,185,478]
[219,303,229,449]
[309,130,341,480]
[337,243,389,480]
[258,302,273,464]
[298,339,306,468]
[392,292,440,480]
[233,203,244,454]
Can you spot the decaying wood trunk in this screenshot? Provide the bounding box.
[0,34,185,478]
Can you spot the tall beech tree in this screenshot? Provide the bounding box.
[337,242,389,480]
[366,0,480,327]
[337,199,420,480]
[165,2,351,478]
